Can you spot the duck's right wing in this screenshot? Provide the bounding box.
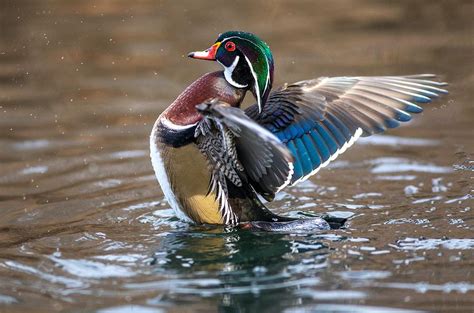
[245,74,448,186]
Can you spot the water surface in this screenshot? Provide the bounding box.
[0,1,473,312]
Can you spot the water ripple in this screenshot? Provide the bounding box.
[394,238,474,250]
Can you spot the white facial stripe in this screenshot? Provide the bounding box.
[161,117,198,130]
[220,56,248,89]
[150,120,193,223]
[264,56,270,91]
[244,55,262,112]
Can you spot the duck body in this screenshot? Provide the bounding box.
[151,71,290,225]
[150,71,241,224]
[150,31,448,229]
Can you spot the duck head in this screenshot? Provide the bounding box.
[189,31,274,112]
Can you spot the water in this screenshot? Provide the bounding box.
[0,1,473,312]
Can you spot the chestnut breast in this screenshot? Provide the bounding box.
[162,71,246,126]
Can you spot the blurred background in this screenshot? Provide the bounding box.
[0,1,473,312]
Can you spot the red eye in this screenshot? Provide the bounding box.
[225,41,236,52]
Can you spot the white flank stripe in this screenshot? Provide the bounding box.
[150,119,193,223]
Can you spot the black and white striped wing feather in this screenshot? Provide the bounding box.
[195,100,294,223]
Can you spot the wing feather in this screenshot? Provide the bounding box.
[246,74,448,186]
[196,100,294,206]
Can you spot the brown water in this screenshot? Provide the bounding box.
[0,1,473,312]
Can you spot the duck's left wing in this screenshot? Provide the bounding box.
[245,74,448,186]
[195,100,294,205]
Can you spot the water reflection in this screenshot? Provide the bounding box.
[152,227,329,278]
[143,228,332,310]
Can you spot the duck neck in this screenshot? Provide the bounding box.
[162,71,247,128]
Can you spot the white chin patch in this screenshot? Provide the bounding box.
[220,56,248,89]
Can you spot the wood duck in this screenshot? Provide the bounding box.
[150,31,448,230]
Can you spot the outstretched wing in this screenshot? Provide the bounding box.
[246,74,448,185]
[195,100,294,219]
